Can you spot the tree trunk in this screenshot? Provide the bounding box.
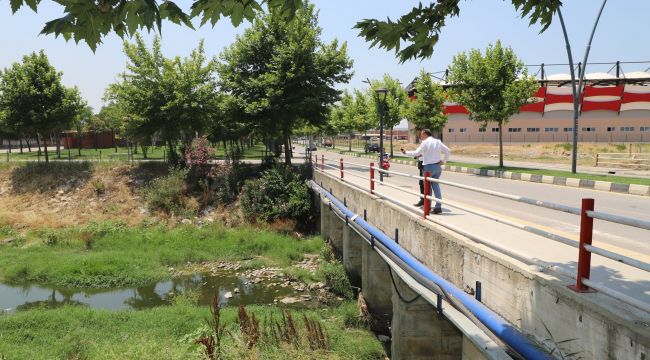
[36,137,42,157]
[19,139,23,154]
[390,127,394,157]
[283,129,291,165]
[43,136,49,163]
[349,132,353,152]
[56,135,61,159]
[77,131,82,156]
[498,122,504,167]
[141,145,148,159]
[26,138,31,152]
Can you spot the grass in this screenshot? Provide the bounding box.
[2,143,270,162]
[0,301,385,359]
[0,222,324,288]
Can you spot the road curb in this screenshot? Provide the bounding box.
[323,149,650,197]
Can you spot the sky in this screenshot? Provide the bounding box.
[1,0,649,111]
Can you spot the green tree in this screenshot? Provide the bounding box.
[368,75,408,157]
[407,69,447,138]
[217,3,353,165]
[105,35,218,163]
[9,1,559,59]
[447,41,537,167]
[0,51,81,163]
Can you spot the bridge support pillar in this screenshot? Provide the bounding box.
[361,240,392,328]
[320,200,330,243]
[391,273,462,360]
[329,211,344,255]
[342,224,362,286]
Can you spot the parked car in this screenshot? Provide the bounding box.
[323,138,333,147]
[306,144,317,151]
[364,143,379,152]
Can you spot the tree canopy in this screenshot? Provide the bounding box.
[407,69,447,137]
[105,34,219,162]
[0,50,86,162]
[447,41,537,167]
[217,3,352,164]
[10,1,561,59]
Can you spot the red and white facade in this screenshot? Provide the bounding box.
[407,70,650,143]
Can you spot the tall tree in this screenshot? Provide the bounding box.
[217,3,353,165]
[105,35,218,163]
[368,75,408,157]
[0,51,81,163]
[447,41,537,167]
[407,69,447,138]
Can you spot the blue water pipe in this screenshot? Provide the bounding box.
[311,181,554,360]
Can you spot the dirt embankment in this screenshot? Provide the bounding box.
[0,162,168,231]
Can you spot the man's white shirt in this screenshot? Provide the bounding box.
[404,137,450,165]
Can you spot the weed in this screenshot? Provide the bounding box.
[91,179,106,195]
[79,232,94,250]
[318,262,354,299]
[141,166,192,216]
[42,229,59,246]
[555,143,572,151]
[615,143,627,151]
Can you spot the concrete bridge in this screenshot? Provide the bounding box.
[311,165,650,360]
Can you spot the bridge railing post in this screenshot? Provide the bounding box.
[340,158,344,179]
[423,171,431,218]
[321,155,324,173]
[370,163,375,194]
[569,198,596,293]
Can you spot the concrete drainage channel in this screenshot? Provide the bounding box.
[310,180,554,360]
[323,149,650,197]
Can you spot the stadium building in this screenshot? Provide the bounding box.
[406,62,650,144]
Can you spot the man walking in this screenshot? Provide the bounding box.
[401,129,450,214]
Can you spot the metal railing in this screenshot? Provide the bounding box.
[596,152,650,169]
[310,154,650,314]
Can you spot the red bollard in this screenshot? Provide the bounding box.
[568,198,596,293]
[340,158,344,179]
[321,155,324,172]
[370,162,375,194]
[423,171,431,218]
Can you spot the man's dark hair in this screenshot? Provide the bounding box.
[421,129,433,137]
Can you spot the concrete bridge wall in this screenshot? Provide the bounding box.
[314,172,650,360]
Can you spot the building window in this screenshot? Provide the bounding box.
[607,127,615,132]
[582,127,596,132]
[492,128,499,133]
[508,128,521,133]
[448,128,455,133]
[527,128,540,133]
[478,127,486,133]
[545,128,558,132]
[564,127,573,132]
[620,126,635,132]
[460,128,467,133]
[641,127,650,132]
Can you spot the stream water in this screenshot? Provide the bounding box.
[0,272,319,312]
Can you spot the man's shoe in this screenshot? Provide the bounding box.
[414,199,424,207]
[431,208,442,215]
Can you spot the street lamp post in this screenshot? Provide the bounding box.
[375,87,388,182]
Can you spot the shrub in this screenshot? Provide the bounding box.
[615,143,627,151]
[42,229,59,246]
[184,137,215,178]
[141,167,192,216]
[318,262,353,299]
[239,166,315,229]
[91,179,106,195]
[209,162,249,205]
[555,143,572,152]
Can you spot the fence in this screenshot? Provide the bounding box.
[311,154,650,314]
[596,152,650,169]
